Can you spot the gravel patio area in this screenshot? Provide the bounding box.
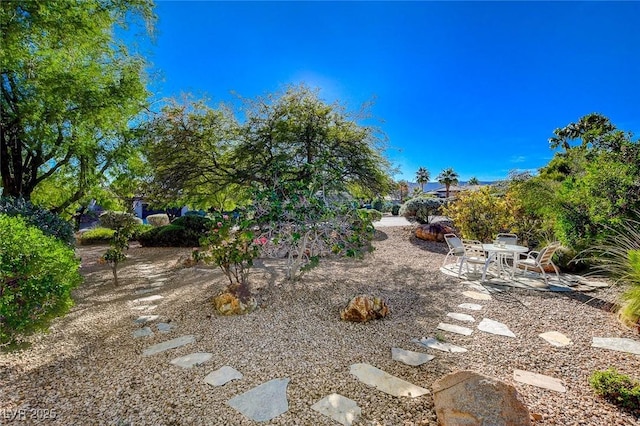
[1,225,639,425]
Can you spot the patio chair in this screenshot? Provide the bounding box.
[514,241,562,284]
[495,233,518,267]
[458,239,490,279]
[443,233,465,267]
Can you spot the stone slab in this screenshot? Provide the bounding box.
[437,322,473,336]
[539,331,572,347]
[134,288,157,295]
[133,327,153,338]
[513,369,566,393]
[227,378,290,422]
[412,337,467,353]
[133,295,164,303]
[142,335,196,356]
[157,322,176,333]
[391,347,435,366]
[467,283,492,294]
[447,312,475,322]
[462,291,492,301]
[592,337,640,355]
[478,318,516,338]
[458,303,483,311]
[311,393,361,426]
[170,352,213,368]
[134,315,159,324]
[204,366,243,386]
[350,363,429,398]
[131,304,157,311]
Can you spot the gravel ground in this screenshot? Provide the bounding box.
[1,226,639,425]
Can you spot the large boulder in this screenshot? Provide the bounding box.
[340,295,390,322]
[415,222,455,242]
[432,370,532,426]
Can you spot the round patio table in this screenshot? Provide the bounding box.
[481,243,529,280]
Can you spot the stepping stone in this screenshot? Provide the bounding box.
[349,363,429,398]
[467,283,491,294]
[134,315,159,325]
[157,322,176,333]
[513,369,566,393]
[131,304,157,311]
[447,312,475,322]
[592,337,640,355]
[549,285,573,292]
[412,337,467,353]
[133,327,153,338]
[133,295,164,304]
[227,378,290,422]
[142,335,195,356]
[204,366,243,386]
[391,347,435,366]
[539,331,572,347]
[462,291,492,301]
[458,303,483,311]
[311,393,361,426]
[134,287,157,295]
[478,318,516,338]
[170,352,213,368]
[437,322,473,336]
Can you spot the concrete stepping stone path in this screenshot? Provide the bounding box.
[350,363,429,398]
[131,304,157,311]
[478,318,516,338]
[134,315,159,324]
[462,290,492,301]
[157,322,176,333]
[142,335,195,356]
[391,347,435,366]
[227,378,290,422]
[437,322,473,336]
[133,295,164,304]
[447,312,475,322]
[458,303,483,311]
[513,369,566,393]
[592,337,640,355]
[170,352,213,368]
[204,366,243,387]
[311,393,361,426]
[412,337,467,353]
[539,331,572,347]
[133,327,154,338]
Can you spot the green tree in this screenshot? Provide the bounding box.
[468,176,480,185]
[415,167,430,191]
[0,0,155,215]
[397,180,409,203]
[437,167,459,198]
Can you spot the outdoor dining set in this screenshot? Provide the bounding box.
[442,233,562,285]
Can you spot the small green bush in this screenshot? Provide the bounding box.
[138,224,203,247]
[0,196,74,246]
[372,199,384,212]
[391,204,400,216]
[589,368,640,410]
[131,223,154,240]
[146,213,170,227]
[358,208,382,222]
[0,215,82,344]
[99,211,139,230]
[399,197,444,224]
[79,227,115,244]
[172,215,213,234]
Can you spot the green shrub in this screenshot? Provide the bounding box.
[0,196,74,246]
[372,199,384,212]
[399,197,444,224]
[589,368,640,410]
[172,215,213,234]
[146,213,170,227]
[391,204,400,216]
[358,208,382,222]
[0,215,82,344]
[79,227,115,244]
[131,223,154,240]
[138,224,203,247]
[99,211,139,230]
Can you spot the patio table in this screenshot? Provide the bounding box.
[481,243,529,280]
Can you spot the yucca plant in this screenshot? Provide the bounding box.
[578,214,640,329]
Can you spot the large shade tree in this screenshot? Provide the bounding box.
[0,0,155,214]
[437,167,459,198]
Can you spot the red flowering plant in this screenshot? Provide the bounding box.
[198,212,264,302]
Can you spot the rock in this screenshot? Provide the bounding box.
[412,337,467,353]
[592,337,640,355]
[432,370,532,426]
[157,322,176,333]
[146,213,170,227]
[447,312,475,322]
[170,352,213,369]
[213,292,257,315]
[227,378,290,422]
[142,335,196,356]
[462,290,492,301]
[340,295,390,322]
[133,295,164,304]
[458,303,483,311]
[133,327,153,338]
[349,363,429,398]
[437,322,473,336]
[415,222,455,242]
[478,318,516,337]
[204,366,243,386]
[391,347,435,366]
[513,369,567,393]
[311,393,361,426]
[539,331,572,347]
[134,315,159,325]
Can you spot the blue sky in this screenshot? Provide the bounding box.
[142,1,640,182]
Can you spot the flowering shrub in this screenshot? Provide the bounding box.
[198,213,262,301]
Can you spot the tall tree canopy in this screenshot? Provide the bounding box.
[437,167,459,198]
[144,85,392,207]
[415,167,430,191]
[0,0,155,214]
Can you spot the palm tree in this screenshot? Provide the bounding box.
[398,180,409,203]
[437,167,459,198]
[468,176,480,185]
[415,167,430,192]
